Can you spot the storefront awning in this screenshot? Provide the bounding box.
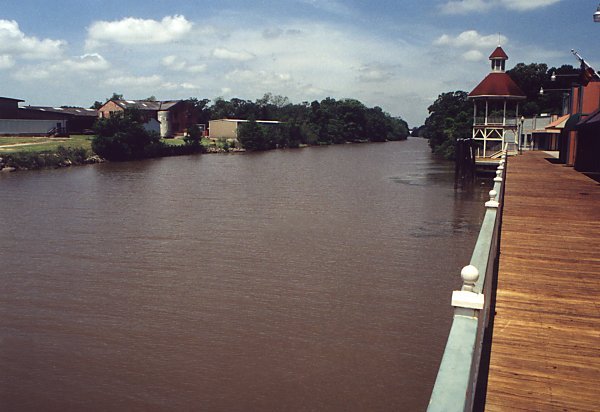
[544,114,570,132]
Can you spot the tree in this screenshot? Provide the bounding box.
[423,91,471,159]
[183,124,204,150]
[187,98,211,126]
[92,109,163,161]
[108,92,124,101]
[507,63,578,115]
[238,118,268,151]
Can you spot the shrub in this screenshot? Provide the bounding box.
[92,110,164,161]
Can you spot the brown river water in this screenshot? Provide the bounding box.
[0,138,489,411]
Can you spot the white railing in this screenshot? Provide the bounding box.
[474,117,518,126]
[428,151,508,412]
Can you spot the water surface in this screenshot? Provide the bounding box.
[0,138,488,411]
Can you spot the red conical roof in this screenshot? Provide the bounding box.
[489,46,508,60]
[468,72,526,99]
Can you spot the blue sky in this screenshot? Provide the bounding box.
[1,0,598,125]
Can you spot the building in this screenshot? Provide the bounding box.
[559,68,600,166]
[0,97,70,136]
[208,119,281,140]
[468,46,526,159]
[536,114,569,151]
[97,99,197,138]
[517,114,569,151]
[573,107,600,173]
[25,106,98,134]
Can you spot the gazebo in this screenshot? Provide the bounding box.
[468,46,526,159]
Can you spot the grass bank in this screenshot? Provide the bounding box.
[0,135,239,171]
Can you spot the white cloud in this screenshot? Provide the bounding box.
[440,0,561,14]
[105,75,164,88]
[0,54,15,69]
[180,82,199,90]
[87,15,192,47]
[161,54,206,73]
[225,69,293,88]
[440,0,491,14]
[161,55,186,70]
[104,74,200,93]
[212,47,255,61]
[12,53,110,83]
[435,31,507,49]
[500,0,561,11]
[462,50,485,61]
[13,66,52,81]
[0,19,65,60]
[299,0,355,17]
[63,53,110,72]
[187,64,207,73]
[357,64,396,83]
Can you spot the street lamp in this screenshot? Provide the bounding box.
[549,71,580,82]
[539,86,570,95]
[595,3,600,23]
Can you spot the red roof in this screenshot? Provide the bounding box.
[489,46,508,60]
[468,72,526,99]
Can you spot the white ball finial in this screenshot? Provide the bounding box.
[485,189,499,208]
[461,265,479,292]
[494,169,503,182]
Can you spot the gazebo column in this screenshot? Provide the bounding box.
[485,100,489,125]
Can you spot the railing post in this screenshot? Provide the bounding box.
[485,190,499,209]
[452,265,484,310]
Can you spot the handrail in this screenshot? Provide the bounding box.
[489,149,504,159]
[428,150,507,412]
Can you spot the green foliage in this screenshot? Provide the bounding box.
[187,98,212,126]
[232,96,408,151]
[423,91,472,160]
[507,63,578,116]
[92,110,164,161]
[183,124,204,151]
[238,119,272,151]
[88,93,410,153]
[4,146,89,170]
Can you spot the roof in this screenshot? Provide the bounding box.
[489,46,508,60]
[576,108,600,130]
[0,97,25,103]
[0,108,72,120]
[468,72,526,99]
[545,114,570,132]
[109,100,184,111]
[210,119,281,124]
[25,106,98,117]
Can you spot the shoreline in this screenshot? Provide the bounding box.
[0,137,409,173]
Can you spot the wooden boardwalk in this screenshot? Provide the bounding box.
[485,151,600,411]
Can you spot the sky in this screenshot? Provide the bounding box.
[1,0,598,126]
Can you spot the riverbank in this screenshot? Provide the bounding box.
[0,135,407,172]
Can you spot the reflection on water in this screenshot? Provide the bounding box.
[0,138,489,411]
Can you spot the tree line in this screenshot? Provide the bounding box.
[91,93,410,159]
[420,63,579,159]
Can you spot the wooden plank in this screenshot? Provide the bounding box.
[485,151,600,412]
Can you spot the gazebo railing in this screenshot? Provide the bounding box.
[474,117,518,126]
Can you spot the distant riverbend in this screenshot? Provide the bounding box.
[0,138,489,411]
